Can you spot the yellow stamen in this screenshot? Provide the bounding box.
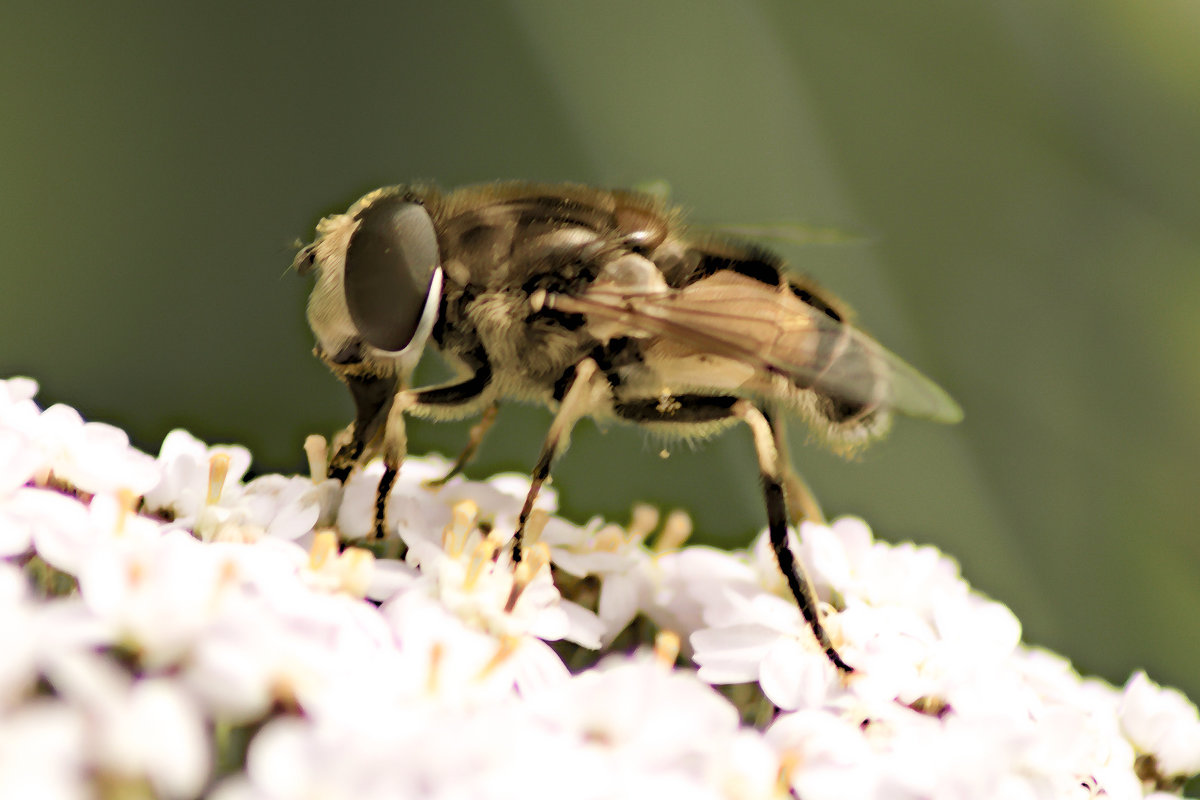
[477,636,518,681]
[270,676,300,712]
[206,453,231,505]
[523,509,549,550]
[303,435,328,483]
[442,500,479,557]
[308,530,339,571]
[426,641,444,694]
[774,749,802,797]
[125,554,147,588]
[654,630,681,667]
[113,488,137,536]
[463,536,497,590]
[653,509,693,554]
[504,542,549,613]
[33,465,52,487]
[338,546,374,598]
[628,503,659,544]
[217,558,239,587]
[592,524,626,552]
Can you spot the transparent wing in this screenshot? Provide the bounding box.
[549,271,962,424]
[702,221,868,247]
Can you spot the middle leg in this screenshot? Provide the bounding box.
[512,358,602,562]
[425,401,500,487]
[372,359,494,539]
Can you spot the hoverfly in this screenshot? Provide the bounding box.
[294,182,962,672]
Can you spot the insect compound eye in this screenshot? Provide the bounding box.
[343,197,441,353]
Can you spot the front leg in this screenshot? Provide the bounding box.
[371,359,494,540]
[327,372,397,482]
[612,394,852,673]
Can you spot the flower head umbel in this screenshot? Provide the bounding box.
[0,375,1197,800]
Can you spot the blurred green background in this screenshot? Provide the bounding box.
[3,1,1198,700]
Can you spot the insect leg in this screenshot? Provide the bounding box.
[512,358,601,562]
[370,363,494,540]
[327,372,396,482]
[770,412,827,526]
[733,400,852,673]
[611,394,851,673]
[426,401,500,487]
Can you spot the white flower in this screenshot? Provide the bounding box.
[0,559,28,605]
[767,709,878,800]
[380,455,559,549]
[789,517,969,623]
[334,456,453,540]
[542,505,708,645]
[17,486,168,577]
[120,679,211,798]
[0,376,39,406]
[181,600,353,723]
[0,424,44,497]
[705,729,787,800]
[33,403,161,497]
[631,544,757,644]
[142,429,339,545]
[299,532,375,596]
[379,590,542,703]
[45,650,209,799]
[537,515,620,577]
[0,563,39,709]
[215,699,581,800]
[75,529,244,667]
[552,517,646,635]
[0,487,52,558]
[395,499,604,682]
[234,473,331,544]
[1119,670,1200,779]
[530,650,741,755]
[524,650,772,798]
[154,538,382,720]
[0,700,90,800]
[690,583,842,710]
[142,428,252,524]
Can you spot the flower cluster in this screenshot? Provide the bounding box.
[1,376,1197,799]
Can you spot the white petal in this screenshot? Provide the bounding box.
[511,638,570,695]
[127,680,211,798]
[758,636,837,711]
